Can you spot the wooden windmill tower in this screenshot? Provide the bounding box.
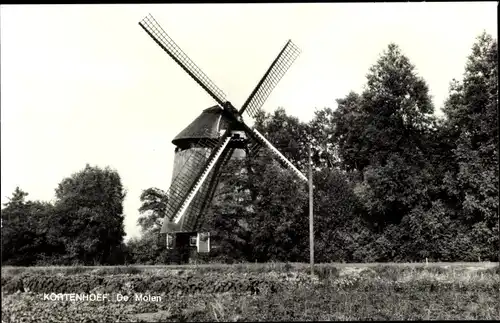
[138,14,307,263]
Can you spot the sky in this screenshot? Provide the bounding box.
[1,3,497,240]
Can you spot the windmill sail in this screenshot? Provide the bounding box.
[139,14,227,106]
[239,40,301,119]
[234,39,305,181]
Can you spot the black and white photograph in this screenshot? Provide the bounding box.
[1,2,498,322]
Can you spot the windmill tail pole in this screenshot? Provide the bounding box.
[308,143,314,276]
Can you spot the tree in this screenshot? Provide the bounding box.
[254,107,311,173]
[3,187,29,208]
[441,32,498,260]
[334,44,435,173]
[126,235,164,265]
[53,164,126,265]
[397,200,476,262]
[312,168,372,263]
[332,92,367,172]
[126,187,170,264]
[138,187,168,235]
[246,158,309,262]
[308,107,342,170]
[1,188,57,265]
[2,187,32,265]
[333,44,436,230]
[255,107,339,173]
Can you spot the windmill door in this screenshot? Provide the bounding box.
[197,232,210,253]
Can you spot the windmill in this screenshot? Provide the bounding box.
[138,14,307,262]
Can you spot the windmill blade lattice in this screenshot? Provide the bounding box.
[248,140,262,157]
[239,40,301,120]
[160,137,217,233]
[162,130,233,233]
[172,134,232,224]
[139,14,227,106]
[250,128,307,182]
[179,158,219,232]
[190,146,235,231]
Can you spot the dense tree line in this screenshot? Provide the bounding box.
[2,165,128,265]
[2,32,497,265]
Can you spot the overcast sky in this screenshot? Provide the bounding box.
[1,3,497,240]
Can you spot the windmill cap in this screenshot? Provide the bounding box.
[172,105,229,148]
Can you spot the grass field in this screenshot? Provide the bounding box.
[2,262,499,322]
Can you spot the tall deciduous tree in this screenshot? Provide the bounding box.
[333,44,436,229]
[54,164,126,264]
[126,187,170,264]
[334,44,435,172]
[138,187,168,235]
[1,188,57,265]
[441,32,498,260]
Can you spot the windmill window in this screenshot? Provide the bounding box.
[199,232,209,242]
[190,236,197,246]
[166,234,174,249]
